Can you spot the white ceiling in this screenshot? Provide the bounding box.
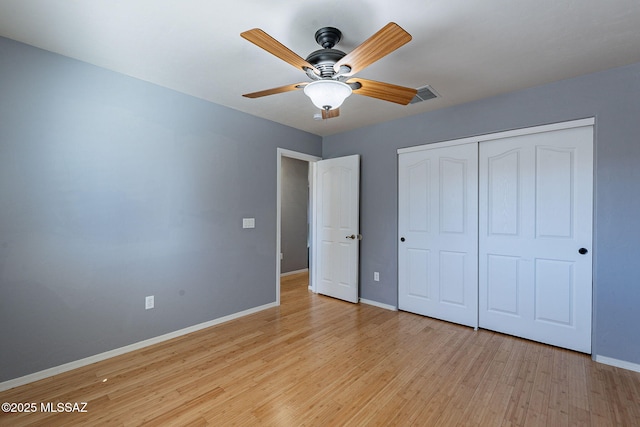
[1,0,639,136]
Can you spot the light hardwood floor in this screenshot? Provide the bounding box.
[1,272,639,426]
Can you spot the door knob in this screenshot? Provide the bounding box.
[578,248,588,255]
[346,234,363,240]
[400,237,405,242]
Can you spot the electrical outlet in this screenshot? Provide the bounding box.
[145,295,154,310]
[374,272,380,282]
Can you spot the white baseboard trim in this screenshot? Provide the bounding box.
[280,268,309,277]
[360,298,398,311]
[0,301,278,392]
[594,355,640,373]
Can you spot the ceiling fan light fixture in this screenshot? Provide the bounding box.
[303,80,352,110]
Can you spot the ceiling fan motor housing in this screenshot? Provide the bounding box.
[306,48,346,78]
[305,27,349,79]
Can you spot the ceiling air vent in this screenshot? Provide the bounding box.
[410,85,439,104]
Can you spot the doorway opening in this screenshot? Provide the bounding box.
[276,149,320,304]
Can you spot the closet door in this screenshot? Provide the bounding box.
[479,126,593,353]
[398,142,478,328]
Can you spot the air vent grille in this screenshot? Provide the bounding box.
[410,85,439,104]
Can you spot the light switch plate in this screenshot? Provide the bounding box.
[243,218,255,228]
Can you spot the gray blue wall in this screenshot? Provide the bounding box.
[280,157,309,273]
[323,61,640,366]
[0,37,321,382]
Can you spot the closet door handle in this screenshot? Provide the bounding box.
[578,248,588,255]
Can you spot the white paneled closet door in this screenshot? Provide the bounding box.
[478,125,593,353]
[398,142,478,328]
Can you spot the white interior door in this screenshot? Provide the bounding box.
[314,155,360,303]
[398,142,478,328]
[479,125,593,353]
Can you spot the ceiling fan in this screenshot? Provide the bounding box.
[241,22,417,119]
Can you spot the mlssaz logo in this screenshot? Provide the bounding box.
[40,402,88,413]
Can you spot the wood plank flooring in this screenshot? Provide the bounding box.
[1,272,639,426]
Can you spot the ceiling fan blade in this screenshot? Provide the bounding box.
[321,108,340,119]
[348,78,417,105]
[242,83,307,99]
[241,29,319,75]
[334,22,412,76]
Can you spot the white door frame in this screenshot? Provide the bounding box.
[276,148,321,304]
